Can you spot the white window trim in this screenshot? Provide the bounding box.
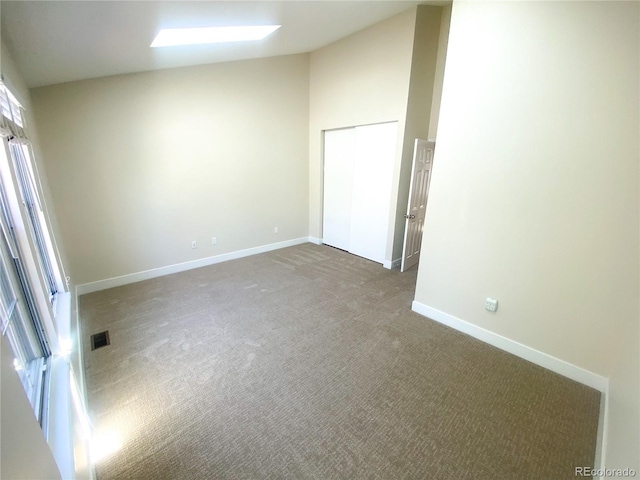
[0,81,78,477]
[0,139,60,352]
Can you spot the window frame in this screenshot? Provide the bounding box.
[0,81,65,431]
[9,140,62,303]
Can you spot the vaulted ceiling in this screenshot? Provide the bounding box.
[1,1,436,88]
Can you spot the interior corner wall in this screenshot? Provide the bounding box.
[308,7,418,250]
[414,1,639,470]
[427,4,452,141]
[393,5,443,262]
[30,54,310,286]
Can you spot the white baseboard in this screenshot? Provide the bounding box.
[308,236,323,245]
[594,388,609,476]
[77,237,310,295]
[383,258,402,270]
[411,301,609,393]
[411,301,610,474]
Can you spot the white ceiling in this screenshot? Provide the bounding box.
[1,1,430,88]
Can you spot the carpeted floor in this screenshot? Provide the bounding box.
[80,243,600,480]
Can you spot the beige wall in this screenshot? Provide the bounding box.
[394,5,443,261]
[31,54,310,285]
[308,7,418,256]
[415,1,639,470]
[427,4,452,141]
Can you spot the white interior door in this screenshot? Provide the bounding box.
[322,128,356,251]
[401,139,434,272]
[349,122,398,264]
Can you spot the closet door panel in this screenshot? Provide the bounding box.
[349,122,398,264]
[322,128,356,251]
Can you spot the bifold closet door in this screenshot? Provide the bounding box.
[323,122,397,264]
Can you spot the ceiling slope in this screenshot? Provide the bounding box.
[1,1,428,88]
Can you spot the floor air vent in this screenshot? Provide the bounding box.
[91,331,110,350]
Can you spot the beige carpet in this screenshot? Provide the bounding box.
[80,244,600,480]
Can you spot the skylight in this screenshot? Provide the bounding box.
[150,25,281,48]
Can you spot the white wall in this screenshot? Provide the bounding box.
[1,335,62,480]
[308,7,418,257]
[31,54,310,285]
[415,1,639,471]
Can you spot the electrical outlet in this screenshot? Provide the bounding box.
[191,240,197,249]
[211,237,217,245]
[485,297,498,312]
[274,227,279,234]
